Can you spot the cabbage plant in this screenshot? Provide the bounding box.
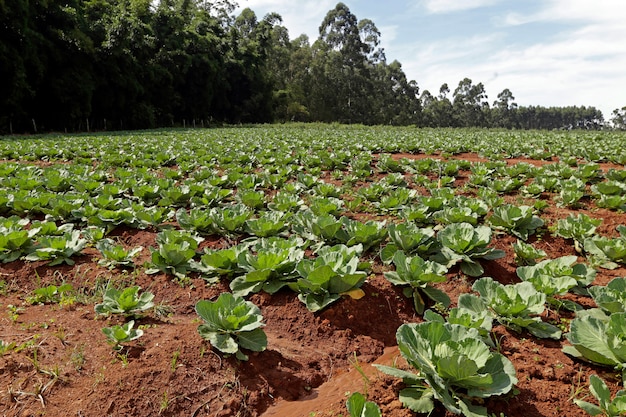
[146,229,203,278]
[346,392,382,417]
[292,211,343,243]
[175,208,217,235]
[24,230,87,266]
[512,240,547,266]
[551,213,602,250]
[467,277,561,339]
[95,286,155,317]
[229,241,304,297]
[584,227,626,269]
[244,211,290,238]
[190,244,249,281]
[588,278,626,315]
[433,223,505,277]
[384,250,449,314]
[210,204,253,234]
[380,222,436,263]
[0,228,35,263]
[195,293,267,361]
[564,309,626,383]
[339,216,387,252]
[375,321,517,417]
[434,206,480,226]
[517,255,595,308]
[289,244,368,312]
[267,191,305,213]
[96,238,143,269]
[488,204,543,241]
[425,296,494,345]
[102,320,143,351]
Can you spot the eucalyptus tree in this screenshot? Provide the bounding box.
[420,84,454,127]
[314,2,372,124]
[452,77,490,127]
[372,60,421,125]
[492,88,518,129]
[612,106,626,130]
[274,34,313,122]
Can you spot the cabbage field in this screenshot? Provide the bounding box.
[1,125,626,417]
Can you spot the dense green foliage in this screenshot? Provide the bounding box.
[0,1,609,132]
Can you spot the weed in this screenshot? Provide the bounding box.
[154,302,174,319]
[74,273,112,305]
[7,304,24,322]
[117,352,129,367]
[29,345,41,371]
[70,344,86,371]
[27,282,75,305]
[159,391,169,414]
[53,326,68,345]
[40,364,62,380]
[568,366,588,402]
[557,317,571,333]
[0,340,17,354]
[173,275,194,287]
[348,352,370,395]
[491,332,507,354]
[92,368,106,387]
[171,350,180,372]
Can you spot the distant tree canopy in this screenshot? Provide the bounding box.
[0,1,610,133]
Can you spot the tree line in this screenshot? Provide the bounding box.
[0,1,612,133]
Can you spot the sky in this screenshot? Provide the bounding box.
[236,0,625,120]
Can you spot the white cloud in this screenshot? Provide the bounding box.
[420,0,501,14]
[502,0,624,26]
[393,1,626,118]
[378,24,399,46]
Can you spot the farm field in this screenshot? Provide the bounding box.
[1,125,626,417]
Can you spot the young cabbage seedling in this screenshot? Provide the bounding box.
[574,374,626,417]
[96,238,143,269]
[383,250,449,314]
[102,320,143,351]
[95,286,155,318]
[346,392,382,417]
